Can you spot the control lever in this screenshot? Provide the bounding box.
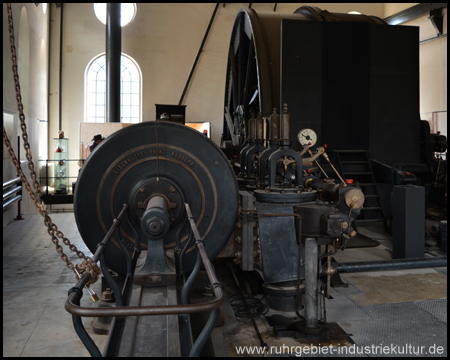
[320,147,347,187]
[279,146,324,169]
[299,145,310,156]
[301,146,325,166]
[306,149,329,178]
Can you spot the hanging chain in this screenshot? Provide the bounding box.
[4,3,101,286]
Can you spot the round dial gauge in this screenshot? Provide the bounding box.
[298,128,317,146]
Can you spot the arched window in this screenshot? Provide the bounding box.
[85,53,141,123]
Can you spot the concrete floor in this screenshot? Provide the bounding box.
[3,213,447,357]
[3,213,107,357]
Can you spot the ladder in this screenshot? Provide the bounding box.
[332,150,389,232]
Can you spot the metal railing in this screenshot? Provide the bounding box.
[3,177,22,216]
[38,159,85,195]
[65,202,224,357]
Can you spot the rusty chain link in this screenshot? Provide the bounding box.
[4,3,101,286]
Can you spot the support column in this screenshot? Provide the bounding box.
[305,237,319,330]
[106,3,121,123]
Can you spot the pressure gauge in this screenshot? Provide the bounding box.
[298,128,317,146]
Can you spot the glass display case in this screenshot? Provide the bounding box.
[54,138,69,194]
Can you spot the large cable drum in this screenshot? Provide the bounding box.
[223,7,386,143]
[74,121,239,276]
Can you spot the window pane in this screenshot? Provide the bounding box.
[94,3,136,27]
[87,80,97,94]
[131,94,140,106]
[96,93,105,105]
[131,106,139,118]
[88,105,96,118]
[122,81,130,94]
[122,106,131,119]
[86,54,140,123]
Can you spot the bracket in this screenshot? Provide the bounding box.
[429,9,444,35]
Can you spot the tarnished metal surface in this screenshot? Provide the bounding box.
[74,121,239,275]
[413,299,447,325]
[224,6,387,139]
[257,204,299,284]
[305,237,319,330]
[119,285,181,357]
[67,204,225,320]
[240,191,255,271]
[65,273,224,318]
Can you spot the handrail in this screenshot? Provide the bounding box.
[3,177,22,212]
[3,176,21,189]
[3,185,22,200]
[3,195,22,210]
[65,202,224,317]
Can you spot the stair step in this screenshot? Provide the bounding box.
[361,207,382,211]
[354,219,385,223]
[335,150,388,231]
[358,183,375,187]
[341,161,369,164]
[333,150,368,153]
[343,172,372,175]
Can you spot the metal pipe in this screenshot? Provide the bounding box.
[181,252,202,305]
[72,306,102,357]
[3,177,21,189]
[321,151,347,187]
[179,3,220,106]
[189,308,220,357]
[65,203,224,318]
[179,225,194,275]
[336,257,447,273]
[92,203,129,263]
[3,186,22,200]
[3,195,21,211]
[106,3,121,123]
[184,203,221,288]
[419,33,447,45]
[305,237,319,329]
[66,284,223,317]
[100,252,123,307]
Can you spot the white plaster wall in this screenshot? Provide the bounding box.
[402,8,447,136]
[3,3,49,222]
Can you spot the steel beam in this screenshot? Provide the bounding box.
[384,3,447,25]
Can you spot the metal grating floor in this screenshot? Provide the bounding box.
[413,299,447,325]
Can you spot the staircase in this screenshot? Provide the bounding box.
[332,150,389,232]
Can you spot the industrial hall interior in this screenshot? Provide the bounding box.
[3,3,448,358]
